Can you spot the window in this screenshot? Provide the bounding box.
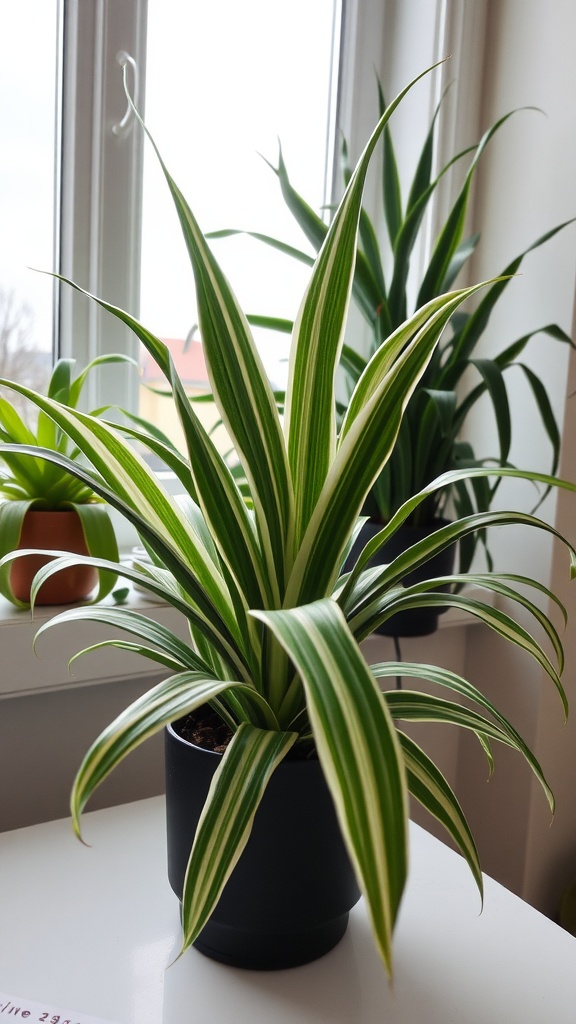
[57,1,341,421]
[3,0,452,513]
[0,1,60,415]
[3,1,443,410]
[49,0,346,539]
[9,0,449,415]
[2,0,452,545]
[137,0,340,456]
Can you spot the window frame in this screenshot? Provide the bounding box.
[56,0,472,540]
[59,1,483,398]
[58,0,148,413]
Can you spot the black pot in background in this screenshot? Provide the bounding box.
[165,721,361,970]
[345,517,456,638]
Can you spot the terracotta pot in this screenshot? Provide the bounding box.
[165,720,361,970]
[10,509,98,605]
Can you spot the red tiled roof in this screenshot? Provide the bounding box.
[140,338,209,385]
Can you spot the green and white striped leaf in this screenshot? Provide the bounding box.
[44,287,275,611]
[144,142,294,591]
[341,286,489,438]
[286,285,489,607]
[253,598,408,975]
[71,674,277,832]
[68,640,199,674]
[284,63,442,546]
[341,469,576,601]
[33,605,217,676]
[359,569,566,672]
[341,512,568,662]
[397,730,483,898]
[10,548,247,679]
[180,723,297,953]
[0,405,243,651]
[164,349,274,608]
[385,689,554,811]
[358,585,567,717]
[374,661,555,808]
[109,415,198,500]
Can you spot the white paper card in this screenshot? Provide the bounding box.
[0,992,119,1024]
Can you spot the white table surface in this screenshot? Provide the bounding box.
[1,795,575,1023]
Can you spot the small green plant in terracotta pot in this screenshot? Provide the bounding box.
[0,356,122,606]
[1,64,575,974]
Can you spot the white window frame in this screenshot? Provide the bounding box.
[58,0,147,414]
[58,0,487,405]
[59,0,487,406]
[334,0,489,312]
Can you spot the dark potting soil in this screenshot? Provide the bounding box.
[176,706,233,753]
[175,707,316,761]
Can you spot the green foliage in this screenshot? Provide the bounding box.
[0,356,124,605]
[215,84,574,572]
[1,65,575,974]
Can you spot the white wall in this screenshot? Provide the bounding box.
[449,0,576,913]
[521,333,576,916]
[0,674,165,831]
[465,0,576,569]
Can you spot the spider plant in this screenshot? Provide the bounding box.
[212,82,574,572]
[0,64,575,975]
[0,355,122,606]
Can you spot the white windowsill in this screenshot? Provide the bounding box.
[0,583,489,700]
[0,586,186,700]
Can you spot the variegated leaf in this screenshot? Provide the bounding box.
[71,674,279,832]
[180,723,297,952]
[253,597,408,975]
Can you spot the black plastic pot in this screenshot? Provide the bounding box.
[346,517,456,638]
[165,721,361,970]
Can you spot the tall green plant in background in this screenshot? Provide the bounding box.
[1,65,575,975]
[214,84,574,572]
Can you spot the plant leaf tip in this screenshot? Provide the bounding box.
[168,946,186,969]
[72,823,91,849]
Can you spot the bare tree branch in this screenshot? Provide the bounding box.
[0,288,50,419]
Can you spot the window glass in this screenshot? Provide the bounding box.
[0,1,59,414]
[139,0,339,450]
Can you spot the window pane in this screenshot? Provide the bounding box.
[0,1,59,412]
[139,0,338,450]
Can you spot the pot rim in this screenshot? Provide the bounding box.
[166,719,321,772]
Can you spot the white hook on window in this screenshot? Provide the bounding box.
[112,50,138,137]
